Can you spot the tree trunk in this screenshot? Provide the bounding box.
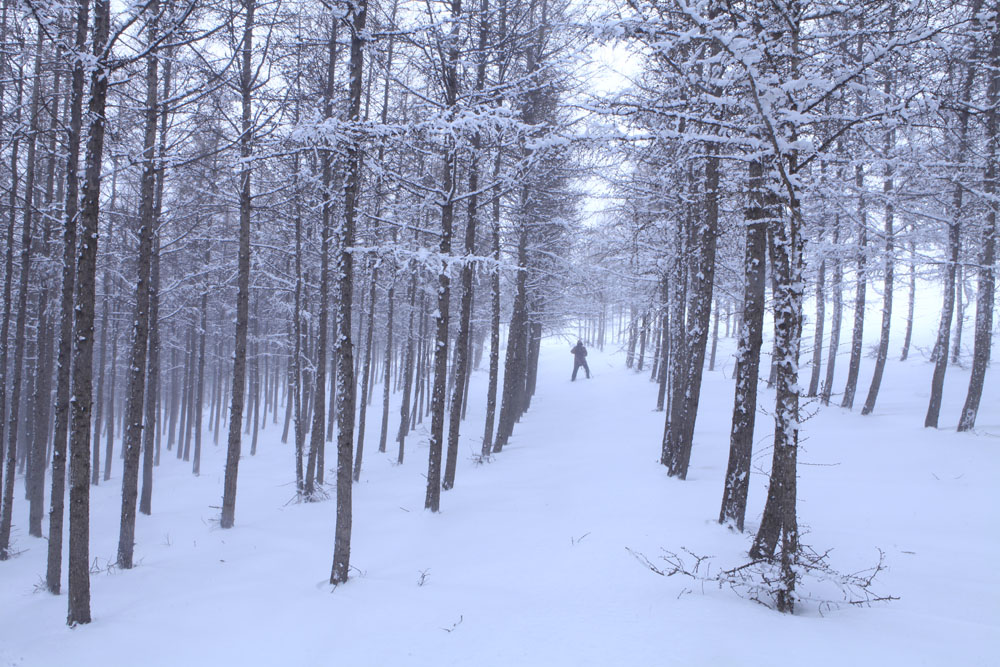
[331,0,367,585]
[220,0,256,529]
[958,13,999,432]
[750,185,804,616]
[952,264,965,363]
[861,121,895,416]
[117,7,159,568]
[140,230,160,514]
[104,316,119,478]
[481,147,503,457]
[396,263,417,463]
[807,251,826,397]
[840,168,867,410]
[708,300,720,373]
[193,268,208,473]
[494,219,529,453]
[181,325,195,461]
[379,268,395,454]
[655,277,669,412]
[354,265,377,482]
[425,0,461,510]
[13,29,49,541]
[820,215,842,406]
[68,0,112,625]
[0,53,26,560]
[445,0,487,484]
[899,237,916,361]
[925,60,973,426]
[666,152,719,480]
[720,159,767,531]
[46,0,89,594]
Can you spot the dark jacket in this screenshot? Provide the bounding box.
[571,343,587,362]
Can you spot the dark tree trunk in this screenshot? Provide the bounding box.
[899,237,916,361]
[807,247,826,397]
[494,220,529,453]
[47,0,89,594]
[92,256,110,484]
[331,0,367,585]
[143,55,169,496]
[16,30,50,541]
[0,54,31,558]
[655,277,669,412]
[445,0,487,483]
[661,219,688,464]
[425,0,461,510]
[637,311,649,372]
[396,264,417,463]
[925,82,971,426]
[720,159,767,531]
[68,0,112,625]
[0,0,12,540]
[117,7,159,568]
[665,152,719,479]
[750,183,805,616]
[0,51,25,558]
[841,168,867,410]
[306,17,338,496]
[708,300,720,373]
[181,324,195,461]
[354,265,377,482]
[379,268,395,454]
[952,264,965,364]
[291,156,305,493]
[193,268,208,472]
[481,147,503,457]
[220,0,256,529]
[958,15,999,432]
[104,316,119,478]
[820,215,842,406]
[625,306,638,369]
[861,118,895,417]
[140,230,160,514]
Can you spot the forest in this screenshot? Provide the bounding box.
[0,0,997,663]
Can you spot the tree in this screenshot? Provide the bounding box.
[331,0,368,585]
[220,0,257,530]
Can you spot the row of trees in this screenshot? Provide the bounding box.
[0,0,995,621]
[578,0,997,611]
[0,0,584,625]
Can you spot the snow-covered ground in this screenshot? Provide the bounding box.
[2,289,998,666]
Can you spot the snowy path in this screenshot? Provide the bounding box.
[2,336,998,666]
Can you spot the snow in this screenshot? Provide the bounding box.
[1,292,998,666]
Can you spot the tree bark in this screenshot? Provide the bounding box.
[820,214,842,406]
[861,115,895,416]
[68,0,112,625]
[840,165,867,410]
[666,152,719,480]
[958,10,999,432]
[925,59,975,427]
[425,0,461,511]
[481,148,503,457]
[444,0,487,488]
[0,52,30,559]
[47,0,89,594]
[354,265,377,482]
[220,0,256,529]
[117,4,159,568]
[331,0,368,585]
[720,159,767,531]
[899,237,916,361]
